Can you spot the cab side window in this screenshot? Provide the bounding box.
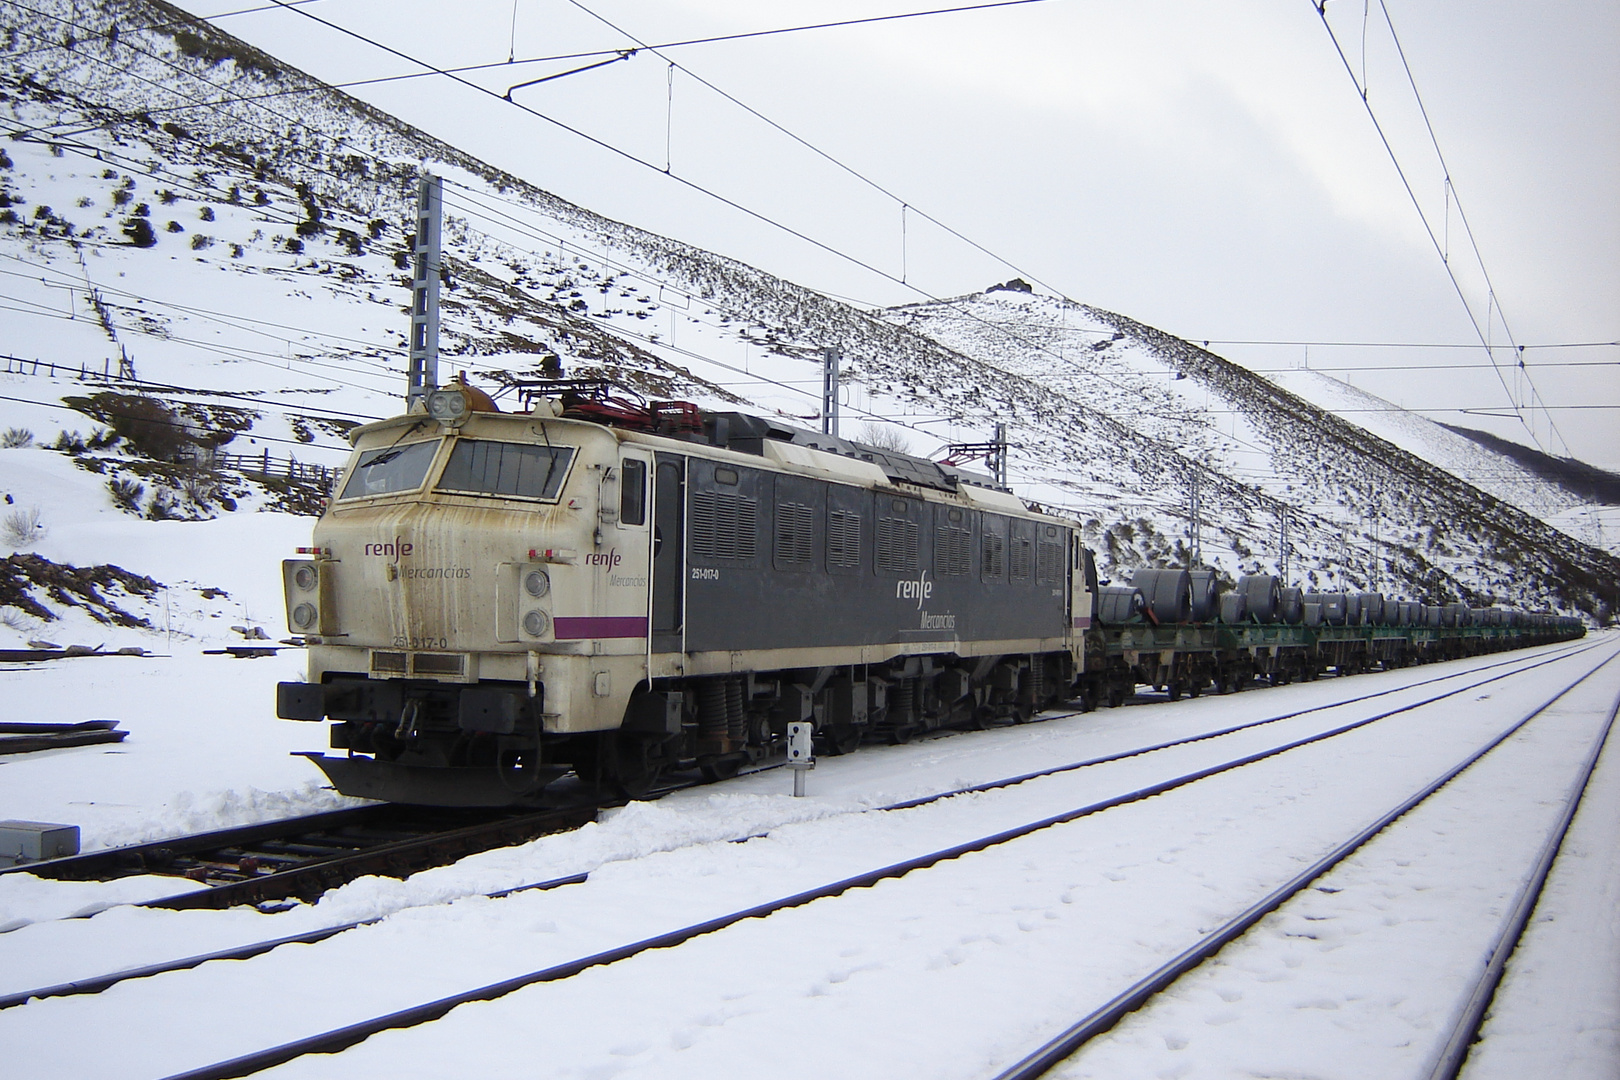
[620,459,647,526]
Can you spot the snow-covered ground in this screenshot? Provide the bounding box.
[0,9,1615,1076]
[1,634,1614,1079]
[1053,640,1620,1079]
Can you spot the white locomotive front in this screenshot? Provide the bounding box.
[279,380,1088,804]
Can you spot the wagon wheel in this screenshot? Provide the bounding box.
[1166,681,1183,702]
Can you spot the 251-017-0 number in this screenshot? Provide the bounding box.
[691,567,720,581]
[394,636,450,649]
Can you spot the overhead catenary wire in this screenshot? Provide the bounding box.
[6,1,1563,565]
[16,0,1494,465]
[558,0,1073,302]
[0,35,1542,573]
[67,1,1067,118]
[0,391,354,453]
[1311,0,1571,458]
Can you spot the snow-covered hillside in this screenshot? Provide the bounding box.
[0,0,1615,643]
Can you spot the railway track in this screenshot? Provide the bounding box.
[994,646,1620,1080]
[15,638,1584,921]
[17,638,1597,1080]
[2,639,1597,1020]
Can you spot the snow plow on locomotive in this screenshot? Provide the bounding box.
[276,379,1584,806]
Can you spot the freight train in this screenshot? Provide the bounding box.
[276,379,1583,805]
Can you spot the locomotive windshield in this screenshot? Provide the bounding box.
[436,439,574,501]
[337,439,439,500]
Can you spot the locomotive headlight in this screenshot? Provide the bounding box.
[426,387,470,425]
[523,569,550,598]
[291,602,319,630]
[293,564,318,592]
[522,609,551,638]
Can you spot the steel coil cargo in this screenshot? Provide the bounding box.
[1131,568,1193,624]
[1352,592,1383,626]
[1188,569,1221,623]
[1098,586,1147,624]
[1238,574,1280,623]
[1219,591,1248,623]
[1278,586,1304,624]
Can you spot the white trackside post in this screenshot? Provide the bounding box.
[786,721,815,797]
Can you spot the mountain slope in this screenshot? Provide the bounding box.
[0,0,1615,635]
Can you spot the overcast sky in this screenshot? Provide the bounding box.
[177,0,1620,468]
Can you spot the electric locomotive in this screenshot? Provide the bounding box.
[277,379,1089,804]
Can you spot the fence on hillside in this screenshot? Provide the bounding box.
[0,353,131,381]
[4,352,345,490]
[211,448,339,489]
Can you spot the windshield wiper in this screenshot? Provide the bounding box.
[357,421,428,470]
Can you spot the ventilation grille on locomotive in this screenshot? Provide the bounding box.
[1037,528,1065,584]
[981,530,1005,578]
[935,526,971,576]
[1010,535,1033,581]
[774,501,815,569]
[876,517,920,574]
[691,491,757,560]
[828,509,861,568]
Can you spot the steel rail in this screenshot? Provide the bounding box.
[2,641,1584,892]
[0,641,1581,1011]
[880,638,1605,814]
[1422,680,1620,1080]
[154,641,1612,1080]
[986,643,1620,1080]
[0,870,590,1011]
[3,642,1592,1013]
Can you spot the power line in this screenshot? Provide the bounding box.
[1311,0,1571,458]
[11,1,1546,556]
[86,1,1065,116]
[0,391,353,453]
[24,0,1308,484]
[558,0,1073,302]
[1245,361,1615,373]
[1196,339,1618,351]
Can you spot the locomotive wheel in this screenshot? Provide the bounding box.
[602,733,662,800]
[887,724,915,745]
[821,724,863,756]
[1078,684,1099,713]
